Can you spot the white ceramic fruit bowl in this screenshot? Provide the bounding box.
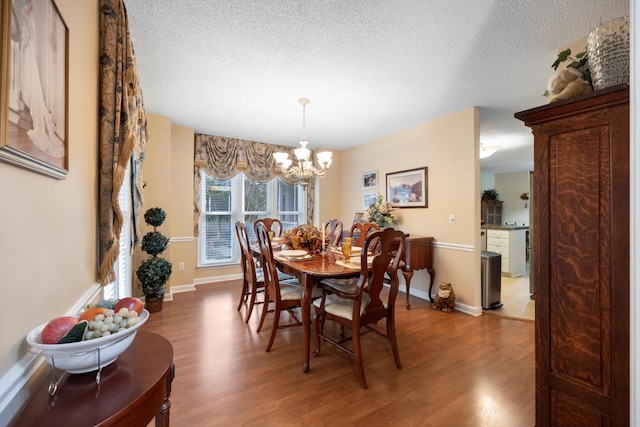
[26,309,149,374]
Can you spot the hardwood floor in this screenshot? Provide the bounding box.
[143,280,534,426]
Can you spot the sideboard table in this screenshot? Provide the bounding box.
[10,330,174,427]
[401,236,435,308]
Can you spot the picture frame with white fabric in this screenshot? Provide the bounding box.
[0,0,68,179]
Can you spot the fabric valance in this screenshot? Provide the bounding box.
[193,134,315,235]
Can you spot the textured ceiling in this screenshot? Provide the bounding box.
[125,0,629,174]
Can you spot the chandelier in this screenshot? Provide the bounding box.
[273,98,332,185]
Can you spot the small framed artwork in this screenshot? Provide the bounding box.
[0,0,69,179]
[362,170,378,190]
[386,167,428,208]
[352,212,364,224]
[363,191,377,209]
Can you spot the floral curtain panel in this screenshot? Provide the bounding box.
[98,0,147,285]
[193,134,315,235]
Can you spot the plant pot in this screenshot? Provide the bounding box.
[145,296,164,313]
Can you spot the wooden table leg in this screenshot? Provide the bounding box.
[402,269,414,309]
[427,268,435,302]
[300,274,312,373]
[155,363,174,427]
[402,268,436,306]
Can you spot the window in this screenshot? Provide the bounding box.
[199,170,306,266]
[104,162,133,300]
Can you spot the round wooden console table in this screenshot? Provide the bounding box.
[10,330,174,427]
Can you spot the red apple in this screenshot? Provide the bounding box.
[113,297,144,315]
[41,316,79,344]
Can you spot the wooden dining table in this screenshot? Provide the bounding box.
[253,245,360,372]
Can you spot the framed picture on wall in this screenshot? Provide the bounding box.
[386,167,428,208]
[363,191,377,209]
[0,0,69,179]
[362,170,378,190]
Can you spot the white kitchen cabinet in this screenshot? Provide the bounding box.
[486,228,527,277]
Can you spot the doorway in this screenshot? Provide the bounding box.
[481,171,534,321]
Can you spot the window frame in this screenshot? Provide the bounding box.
[198,170,306,267]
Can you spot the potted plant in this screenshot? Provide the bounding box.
[482,188,500,201]
[136,207,172,312]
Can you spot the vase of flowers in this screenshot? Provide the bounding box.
[363,195,399,228]
[283,224,323,254]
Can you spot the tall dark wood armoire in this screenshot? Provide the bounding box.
[515,84,629,426]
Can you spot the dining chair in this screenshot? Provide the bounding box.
[234,221,266,323]
[255,222,322,352]
[235,221,293,323]
[254,218,284,238]
[324,219,343,247]
[312,227,406,389]
[350,222,380,247]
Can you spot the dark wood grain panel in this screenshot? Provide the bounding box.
[552,390,605,427]
[549,126,608,391]
[516,84,629,426]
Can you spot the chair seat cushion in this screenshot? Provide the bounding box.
[279,280,323,300]
[319,277,359,295]
[313,293,371,320]
[280,282,302,300]
[256,267,294,283]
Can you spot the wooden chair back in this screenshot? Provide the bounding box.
[255,222,305,351]
[234,221,263,322]
[349,222,379,247]
[360,228,406,317]
[255,223,279,302]
[254,218,283,237]
[324,219,343,247]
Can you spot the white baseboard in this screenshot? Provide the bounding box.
[455,302,483,317]
[170,284,196,294]
[194,273,243,286]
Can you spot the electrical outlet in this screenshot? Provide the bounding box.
[178,262,185,271]
[448,214,455,224]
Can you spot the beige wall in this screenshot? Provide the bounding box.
[495,171,531,226]
[0,0,99,420]
[143,108,484,311]
[338,107,482,309]
[314,149,342,227]
[133,115,174,296]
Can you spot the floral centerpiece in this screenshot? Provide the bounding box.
[283,224,324,254]
[363,195,399,228]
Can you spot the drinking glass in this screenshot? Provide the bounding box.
[341,240,352,258]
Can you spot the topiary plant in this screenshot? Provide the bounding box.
[136,207,172,301]
[141,231,169,256]
[144,207,167,228]
[137,257,172,298]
